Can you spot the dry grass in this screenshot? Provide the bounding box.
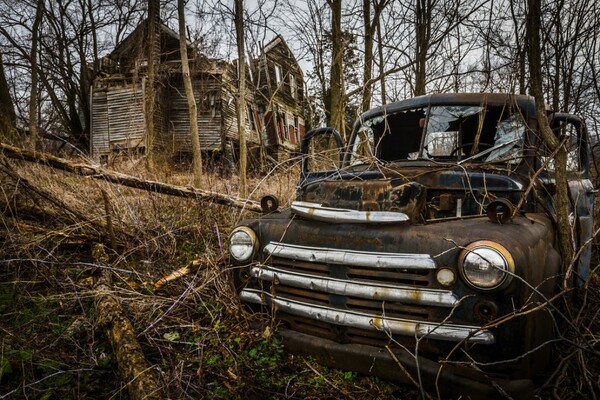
[0,152,598,399]
[0,155,403,399]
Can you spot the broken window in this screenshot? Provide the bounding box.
[485,113,526,163]
[348,103,526,165]
[350,125,376,165]
[247,105,256,131]
[275,64,282,85]
[290,73,296,98]
[294,115,299,142]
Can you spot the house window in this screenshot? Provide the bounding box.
[289,73,296,98]
[274,64,282,85]
[281,112,288,140]
[247,59,254,83]
[294,116,299,143]
[247,105,256,131]
[209,94,216,118]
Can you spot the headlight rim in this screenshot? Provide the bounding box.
[228,226,259,263]
[458,240,515,291]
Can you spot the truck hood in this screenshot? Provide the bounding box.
[299,168,527,221]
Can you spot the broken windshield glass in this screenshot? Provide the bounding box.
[347,103,526,165]
[485,113,526,163]
[423,106,483,158]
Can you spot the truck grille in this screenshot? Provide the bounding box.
[240,241,494,345]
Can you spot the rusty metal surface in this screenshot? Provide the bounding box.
[241,289,495,343]
[291,201,411,224]
[236,210,559,378]
[300,168,531,219]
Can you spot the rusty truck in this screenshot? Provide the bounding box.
[227,93,594,398]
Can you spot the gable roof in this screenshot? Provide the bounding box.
[261,35,303,78]
[109,18,191,62]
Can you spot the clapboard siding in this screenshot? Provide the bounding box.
[167,75,223,151]
[106,86,145,146]
[91,84,146,156]
[91,89,109,157]
[220,80,260,145]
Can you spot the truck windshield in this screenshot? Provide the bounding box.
[350,104,526,165]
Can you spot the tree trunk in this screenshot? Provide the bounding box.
[0,52,16,142]
[376,19,387,105]
[362,0,373,113]
[414,0,431,96]
[328,0,344,134]
[178,0,202,187]
[362,0,388,113]
[28,0,44,150]
[145,0,159,172]
[526,0,573,280]
[235,0,248,197]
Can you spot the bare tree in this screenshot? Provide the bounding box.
[326,0,344,135]
[0,0,144,151]
[413,0,431,96]
[27,0,43,149]
[361,0,389,112]
[178,0,203,187]
[0,51,16,141]
[235,0,248,197]
[144,0,159,171]
[526,0,573,273]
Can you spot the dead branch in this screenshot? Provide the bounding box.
[0,142,263,213]
[154,259,205,289]
[92,244,165,400]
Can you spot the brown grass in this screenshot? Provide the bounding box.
[0,152,598,399]
[0,155,404,399]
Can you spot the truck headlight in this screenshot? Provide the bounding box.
[458,241,514,290]
[228,227,259,263]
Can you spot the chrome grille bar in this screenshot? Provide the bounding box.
[264,242,436,270]
[292,201,410,224]
[241,289,494,344]
[250,265,457,307]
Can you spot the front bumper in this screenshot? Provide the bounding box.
[279,329,534,399]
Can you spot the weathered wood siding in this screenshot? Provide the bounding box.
[167,74,223,151]
[91,88,109,157]
[254,36,305,152]
[258,38,304,109]
[220,69,260,147]
[91,84,146,157]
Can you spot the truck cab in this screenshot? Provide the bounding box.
[227,93,594,398]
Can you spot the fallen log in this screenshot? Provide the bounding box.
[93,244,165,400]
[1,142,263,213]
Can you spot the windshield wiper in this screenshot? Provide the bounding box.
[458,137,521,165]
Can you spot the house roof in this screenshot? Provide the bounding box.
[109,18,192,61]
[261,35,303,78]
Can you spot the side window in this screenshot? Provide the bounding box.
[350,127,376,165]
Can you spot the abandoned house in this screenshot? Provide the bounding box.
[90,18,305,163]
[252,35,305,160]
